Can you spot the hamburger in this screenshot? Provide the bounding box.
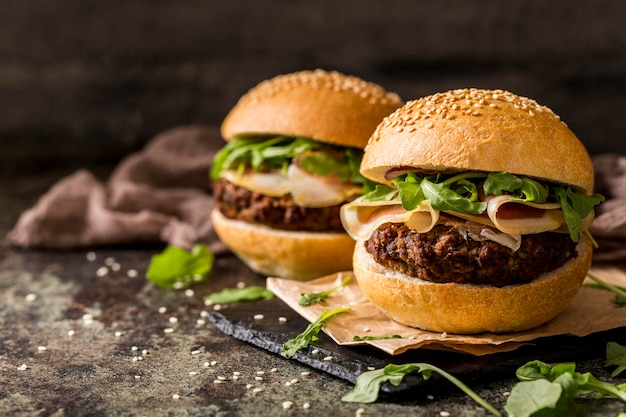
[210,69,402,280]
[340,88,605,334]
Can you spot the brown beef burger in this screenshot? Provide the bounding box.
[210,69,402,280]
[340,88,605,333]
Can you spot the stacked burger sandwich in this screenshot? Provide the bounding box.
[341,88,604,334]
[211,69,402,280]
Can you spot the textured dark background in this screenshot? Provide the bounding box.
[1,0,625,166]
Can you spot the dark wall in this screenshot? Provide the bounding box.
[1,0,625,164]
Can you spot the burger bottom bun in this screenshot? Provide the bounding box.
[211,209,355,281]
[352,236,593,334]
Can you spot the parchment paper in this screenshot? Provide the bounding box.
[267,264,626,356]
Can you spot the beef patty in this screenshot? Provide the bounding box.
[213,179,346,232]
[365,222,577,287]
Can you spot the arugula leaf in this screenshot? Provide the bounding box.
[299,275,352,306]
[359,182,397,202]
[555,187,605,242]
[204,286,274,304]
[146,244,214,290]
[341,363,501,416]
[211,135,366,187]
[422,177,487,214]
[281,307,350,358]
[352,334,402,341]
[504,379,565,417]
[506,360,626,416]
[605,342,626,377]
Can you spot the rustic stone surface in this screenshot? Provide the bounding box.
[1,164,626,416]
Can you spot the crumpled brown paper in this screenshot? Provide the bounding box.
[7,125,227,254]
[267,265,626,356]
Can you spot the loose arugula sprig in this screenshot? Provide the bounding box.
[352,334,402,342]
[281,307,350,359]
[504,360,626,417]
[204,286,274,304]
[605,342,626,377]
[361,170,604,242]
[146,244,214,289]
[211,135,367,184]
[341,363,501,416]
[584,272,626,306]
[299,275,352,306]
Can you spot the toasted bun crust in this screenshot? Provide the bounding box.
[221,69,402,148]
[352,236,593,334]
[362,88,594,194]
[211,209,355,280]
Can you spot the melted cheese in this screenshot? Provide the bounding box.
[220,166,362,208]
[340,194,578,251]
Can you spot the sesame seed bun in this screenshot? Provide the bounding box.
[211,209,355,280]
[362,88,594,194]
[220,69,403,148]
[352,236,593,334]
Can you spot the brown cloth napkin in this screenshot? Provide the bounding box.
[5,127,626,262]
[7,125,227,254]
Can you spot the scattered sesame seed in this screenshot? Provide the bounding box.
[163,328,175,334]
[356,408,365,416]
[503,391,511,397]
[441,332,448,338]
[236,281,246,289]
[252,388,263,394]
[300,371,310,377]
[256,370,265,375]
[285,381,292,387]
[204,299,214,306]
[111,263,121,272]
[131,346,138,351]
[96,267,109,277]
[135,375,141,380]
[282,401,293,410]
[367,367,375,371]
[184,289,195,297]
[233,371,241,376]
[126,269,138,278]
[210,360,217,366]
[172,394,180,400]
[189,371,198,376]
[213,304,222,311]
[25,293,37,302]
[173,282,184,290]
[86,251,97,261]
[278,317,287,323]
[158,306,167,314]
[323,356,333,361]
[253,314,264,320]
[213,379,223,384]
[114,331,122,337]
[233,375,239,380]
[290,378,299,384]
[440,412,451,417]
[200,311,209,318]
[17,364,28,371]
[254,376,264,381]
[169,316,178,323]
[204,362,211,367]
[142,349,148,355]
[37,346,47,352]
[191,350,201,355]
[196,319,206,325]
[246,384,253,390]
[311,349,319,355]
[303,402,310,409]
[362,327,371,333]
[67,330,75,337]
[427,395,435,400]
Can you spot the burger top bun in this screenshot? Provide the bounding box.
[221,69,403,149]
[361,88,595,195]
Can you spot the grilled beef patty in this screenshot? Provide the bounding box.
[365,222,577,287]
[213,179,346,232]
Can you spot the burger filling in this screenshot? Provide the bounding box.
[341,170,605,286]
[211,136,372,231]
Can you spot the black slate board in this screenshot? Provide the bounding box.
[209,296,626,398]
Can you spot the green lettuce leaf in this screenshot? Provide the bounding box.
[146,244,214,289]
[204,286,274,304]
